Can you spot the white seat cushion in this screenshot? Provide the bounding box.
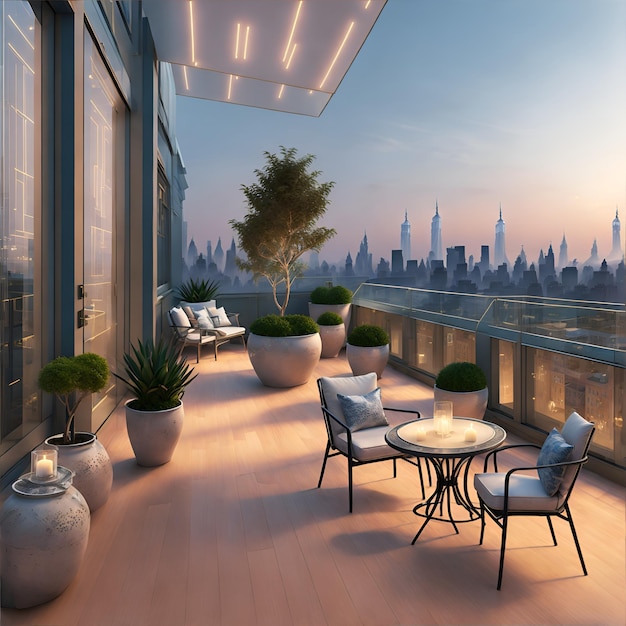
[336,426,404,462]
[474,472,559,512]
[212,325,245,338]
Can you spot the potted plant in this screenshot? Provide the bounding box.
[308,284,353,341]
[230,146,336,316]
[37,353,112,511]
[247,314,321,387]
[114,337,197,466]
[434,361,488,419]
[346,324,390,379]
[316,311,345,358]
[177,277,221,320]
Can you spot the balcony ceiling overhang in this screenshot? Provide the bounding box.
[141,0,387,116]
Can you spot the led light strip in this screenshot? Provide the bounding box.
[189,1,197,66]
[282,0,303,65]
[319,21,354,90]
[183,66,189,91]
[235,23,250,60]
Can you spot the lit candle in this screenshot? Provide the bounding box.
[414,425,426,441]
[35,457,54,479]
[464,425,477,442]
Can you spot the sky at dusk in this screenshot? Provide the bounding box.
[175,0,626,270]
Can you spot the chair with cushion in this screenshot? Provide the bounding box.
[474,411,595,589]
[317,372,429,513]
[168,306,217,362]
[188,305,247,357]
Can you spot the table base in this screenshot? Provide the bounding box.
[411,456,479,543]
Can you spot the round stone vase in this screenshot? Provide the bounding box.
[247,333,322,388]
[346,343,390,379]
[433,385,489,420]
[319,323,345,358]
[45,432,113,512]
[125,401,184,466]
[0,476,90,609]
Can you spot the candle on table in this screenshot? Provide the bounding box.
[414,425,426,441]
[35,457,54,479]
[464,424,477,442]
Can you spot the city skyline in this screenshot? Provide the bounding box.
[175,0,626,270]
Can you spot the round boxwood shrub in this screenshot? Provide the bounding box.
[250,314,319,337]
[316,311,343,326]
[310,285,353,305]
[347,324,389,347]
[435,361,487,392]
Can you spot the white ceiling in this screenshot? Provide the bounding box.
[141,0,387,116]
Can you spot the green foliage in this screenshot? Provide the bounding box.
[310,285,353,305]
[316,311,344,326]
[347,325,389,347]
[250,314,319,337]
[230,147,336,316]
[38,353,109,443]
[177,278,220,303]
[435,361,487,392]
[114,338,197,412]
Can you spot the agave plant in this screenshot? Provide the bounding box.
[114,337,197,411]
[176,278,221,303]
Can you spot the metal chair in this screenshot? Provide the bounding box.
[474,411,595,589]
[317,373,429,513]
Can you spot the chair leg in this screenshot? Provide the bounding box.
[478,502,486,545]
[497,514,509,590]
[564,504,588,576]
[317,442,331,488]
[196,342,200,363]
[546,516,558,546]
[348,455,354,513]
[392,457,397,478]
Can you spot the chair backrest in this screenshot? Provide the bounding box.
[169,307,191,339]
[318,373,378,441]
[558,411,594,498]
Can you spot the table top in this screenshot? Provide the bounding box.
[386,417,506,459]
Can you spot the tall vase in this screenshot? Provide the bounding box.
[0,468,90,609]
[45,432,113,512]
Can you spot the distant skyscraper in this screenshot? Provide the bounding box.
[608,208,623,264]
[391,249,404,275]
[206,240,213,265]
[558,234,568,269]
[583,238,600,268]
[344,251,354,276]
[187,238,198,267]
[213,237,224,272]
[494,205,510,268]
[401,210,411,264]
[224,238,237,276]
[355,232,373,276]
[429,201,443,261]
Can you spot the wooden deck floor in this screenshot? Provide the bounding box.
[2,345,625,626]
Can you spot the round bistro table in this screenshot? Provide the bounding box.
[386,417,506,543]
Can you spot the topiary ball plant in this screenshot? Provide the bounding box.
[310,284,353,305]
[435,361,487,392]
[250,314,319,337]
[316,311,344,326]
[347,324,389,347]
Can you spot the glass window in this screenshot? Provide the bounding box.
[0,2,42,452]
[495,339,515,413]
[442,327,475,366]
[157,165,171,288]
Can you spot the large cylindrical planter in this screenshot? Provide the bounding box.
[309,303,351,342]
[433,385,489,419]
[1,480,90,609]
[45,432,112,512]
[319,323,345,358]
[125,402,184,467]
[248,333,322,388]
[346,343,390,379]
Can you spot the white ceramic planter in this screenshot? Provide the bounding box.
[45,432,113,512]
[125,402,184,466]
[346,343,390,379]
[0,483,90,609]
[319,323,345,358]
[308,303,351,342]
[433,385,489,420]
[248,332,322,387]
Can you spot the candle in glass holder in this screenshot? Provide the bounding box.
[434,400,453,437]
[414,425,426,441]
[31,448,57,481]
[464,424,477,442]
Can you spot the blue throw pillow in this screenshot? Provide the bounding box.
[537,429,573,496]
[337,387,388,432]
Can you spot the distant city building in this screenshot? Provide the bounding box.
[355,232,373,276]
[206,240,213,265]
[309,251,320,271]
[558,234,568,269]
[187,238,198,267]
[429,201,443,261]
[213,237,224,272]
[391,249,404,275]
[224,238,237,277]
[494,205,510,268]
[344,251,354,276]
[583,238,600,269]
[401,210,411,265]
[608,208,623,264]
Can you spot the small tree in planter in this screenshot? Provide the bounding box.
[346,325,390,379]
[248,314,321,387]
[230,146,336,316]
[37,353,112,511]
[434,361,488,419]
[316,311,345,358]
